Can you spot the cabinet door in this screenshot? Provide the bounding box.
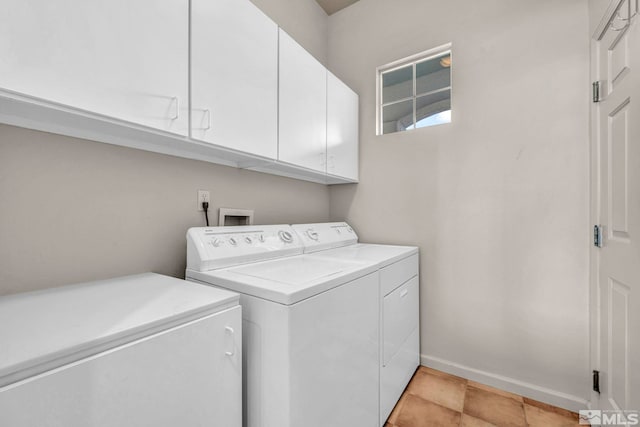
[0,0,188,135]
[191,0,278,159]
[0,307,242,427]
[327,72,359,180]
[278,29,327,173]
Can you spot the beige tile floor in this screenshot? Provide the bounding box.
[385,366,584,427]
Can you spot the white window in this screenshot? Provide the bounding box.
[377,43,452,135]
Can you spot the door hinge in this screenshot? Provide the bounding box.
[592,81,601,102]
[594,225,603,248]
[593,370,600,393]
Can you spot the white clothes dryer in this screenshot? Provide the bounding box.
[292,222,420,426]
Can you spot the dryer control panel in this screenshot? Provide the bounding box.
[187,225,303,271]
[292,222,358,253]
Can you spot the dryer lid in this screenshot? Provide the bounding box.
[312,243,418,268]
[231,255,355,284]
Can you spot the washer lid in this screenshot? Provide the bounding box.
[0,273,238,388]
[188,255,378,305]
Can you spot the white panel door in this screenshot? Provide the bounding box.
[0,0,189,135]
[0,307,242,427]
[327,72,359,180]
[278,29,327,173]
[191,0,278,159]
[591,0,640,420]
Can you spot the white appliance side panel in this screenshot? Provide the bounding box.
[236,293,292,427]
[278,29,327,173]
[289,272,379,427]
[380,328,420,425]
[191,0,278,158]
[383,277,419,365]
[327,72,359,181]
[0,0,189,135]
[0,307,242,427]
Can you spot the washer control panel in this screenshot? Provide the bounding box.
[187,225,303,271]
[291,222,358,253]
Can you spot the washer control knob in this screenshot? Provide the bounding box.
[279,230,294,243]
[258,234,265,242]
[306,229,319,241]
[335,228,342,234]
[245,236,253,244]
[212,238,222,247]
[229,237,237,246]
[347,227,353,233]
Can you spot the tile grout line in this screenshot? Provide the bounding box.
[458,379,469,427]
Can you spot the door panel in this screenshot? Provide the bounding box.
[609,27,630,86]
[191,0,278,158]
[278,29,327,173]
[327,72,359,180]
[0,0,189,135]
[609,99,630,238]
[609,279,629,409]
[592,0,639,416]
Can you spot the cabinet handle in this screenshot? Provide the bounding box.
[204,109,211,130]
[170,97,179,120]
[224,326,235,356]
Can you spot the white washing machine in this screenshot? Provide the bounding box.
[291,222,420,426]
[186,225,380,427]
[0,273,242,427]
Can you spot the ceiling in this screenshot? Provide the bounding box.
[315,0,360,15]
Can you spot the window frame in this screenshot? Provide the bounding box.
[376,42,452,135]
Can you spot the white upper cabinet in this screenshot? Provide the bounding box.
[0,0,189,135]
[0,1,359,184]
[278,29,327,173]
[327,72,359,181]
[191,0,278,159]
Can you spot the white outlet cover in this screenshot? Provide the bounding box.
[197,190,210,211]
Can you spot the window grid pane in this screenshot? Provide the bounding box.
[378,46,451,134]
[381,65,414,104]
[416,53,451,96]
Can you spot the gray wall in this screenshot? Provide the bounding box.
[0,0,330,295]
[328,0,590,409]
[251,0,328,65]
[0,127,329,295]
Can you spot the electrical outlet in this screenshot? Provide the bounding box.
[197,190,210,211]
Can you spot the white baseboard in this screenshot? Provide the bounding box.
[421,354,589,413]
